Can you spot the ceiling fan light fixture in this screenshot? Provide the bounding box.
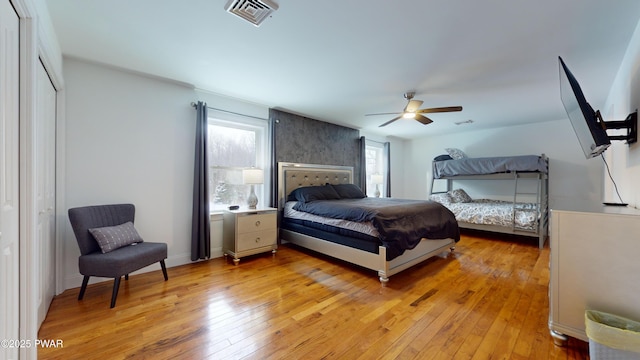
[367,92,463,127]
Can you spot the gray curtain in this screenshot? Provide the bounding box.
[191,101,210,261]
[269,117,278,208]
[384,141,391,197]
[359,136,367,191]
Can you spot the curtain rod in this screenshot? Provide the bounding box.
[190,102,267,121]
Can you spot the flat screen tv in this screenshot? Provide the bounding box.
[558,56,611,159]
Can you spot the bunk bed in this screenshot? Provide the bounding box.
[278,162,460,284]
[429,153,549,248]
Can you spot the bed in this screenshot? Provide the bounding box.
[432,154,548,179]
[429,153,549,248]
[278,162,460,284]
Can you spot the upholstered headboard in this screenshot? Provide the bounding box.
[277,162,353,208]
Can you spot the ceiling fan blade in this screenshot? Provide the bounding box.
[417,106,463,114]
[365,112,401,117]
[379,115,402,127]
[404,100,424,113]
[414,114,433,125]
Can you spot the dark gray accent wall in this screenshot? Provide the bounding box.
[270,108,362,193]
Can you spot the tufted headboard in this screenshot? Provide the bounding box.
[277,162,353,208]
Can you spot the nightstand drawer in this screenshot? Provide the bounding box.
[237,213,276,234]
[236,230,276,252]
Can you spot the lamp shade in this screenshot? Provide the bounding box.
[371,174,383,184]
[243,168,264,184]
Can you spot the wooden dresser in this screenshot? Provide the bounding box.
[222,207,278,265]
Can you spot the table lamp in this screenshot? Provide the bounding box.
[371,174,383,198]
[242,168,264,209]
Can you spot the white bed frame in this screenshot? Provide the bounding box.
[278,162,456,284]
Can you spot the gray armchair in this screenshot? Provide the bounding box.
[68,204,168,308]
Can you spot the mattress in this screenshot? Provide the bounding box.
[291,197,460,246]
[283,201,384,257]
[281,220,383,257]
[443,199,539,231]
[433,155,547,178]
[283,197,460,260]
[284,201,379,237]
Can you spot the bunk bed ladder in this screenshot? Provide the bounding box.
[511,172,519,231]
[511,171,542,233]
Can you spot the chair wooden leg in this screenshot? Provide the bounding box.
[160,260,168,281]
[110,276,121,308]
[125,274,129,281]
[78,275,90,300]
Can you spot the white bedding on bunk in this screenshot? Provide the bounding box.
[284,201,380,237]
[438,199,539,231]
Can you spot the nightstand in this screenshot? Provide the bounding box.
[222,207,278,265]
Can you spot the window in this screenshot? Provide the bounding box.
[365,141,388,197]
[208,112,269,210]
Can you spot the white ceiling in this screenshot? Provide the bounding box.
[45,0,640,139]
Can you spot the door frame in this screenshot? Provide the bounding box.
[11,0,66,358]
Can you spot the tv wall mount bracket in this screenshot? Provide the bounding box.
[596,109,638,144]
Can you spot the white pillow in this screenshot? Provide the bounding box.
[429,193,453,204]
[445,148,468,160]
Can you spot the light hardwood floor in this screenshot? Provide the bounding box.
[38,231,589,359]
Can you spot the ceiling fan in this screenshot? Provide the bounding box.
[365,92,463,127]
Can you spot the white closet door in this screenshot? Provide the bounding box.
[36,61,57,327]
[0,0,21,356]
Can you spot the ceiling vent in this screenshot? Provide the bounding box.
[224,0,279,27]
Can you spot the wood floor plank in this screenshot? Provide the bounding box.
[38,231,590,359]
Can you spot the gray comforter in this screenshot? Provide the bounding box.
[433,155,547,178]
[293,198,460,259]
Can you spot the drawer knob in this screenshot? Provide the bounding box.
[255,237,261,243]
[255,220,261,227]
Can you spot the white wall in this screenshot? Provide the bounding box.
[402,17,640,209]
[62,58,270,290]
[403,120,604,209]
[603,19,640,209]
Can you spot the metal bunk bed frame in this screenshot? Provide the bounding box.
[430,155,549,248]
